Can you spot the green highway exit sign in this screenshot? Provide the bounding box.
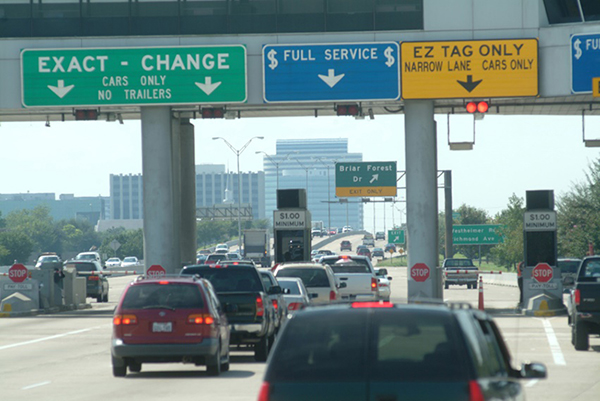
[388,229,405,244]
[21,45,247,107]
[335,161,397,197]
[452,224,504,245]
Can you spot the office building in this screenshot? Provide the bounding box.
[110,165,265,221]
[261,138,363,231]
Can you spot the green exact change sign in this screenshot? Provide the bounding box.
[21,45,247,107]
[336,161,397,197]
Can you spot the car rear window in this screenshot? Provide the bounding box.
[66,262,96,272]
[322,257,370,271]
[330,263,370,274]
[558,260,581,274]
[368,310,467,382]
[181,266,263,292]
[207,254,226,262]
[276,268,330,288]
[444,259,474,267]
[581,259,600,278]
[121,283,204,309]
[267,310,368,382]
[279,280,301,295]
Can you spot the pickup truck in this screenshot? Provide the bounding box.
[362,234,375,247]
[319,254,378,301]
[179,262,279,361]
[567,256,600,351]
[442,258,479,289]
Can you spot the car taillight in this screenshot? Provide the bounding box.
[288,302,302,311]
[187,314,215,325]
[257,382,270,401]
[272,299,278,311]
[352,301,393,308]
[88,275,99,281]
[371,277,377,291]
[575,289,581,306]
[256,295,264,317]
[330,290,336,301]
[378,282,388,287]
[113,314,137,325]
[469,380,485,401]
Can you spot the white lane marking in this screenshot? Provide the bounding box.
[525,379,539,387]
[0,326,104,351]
[22,381,51,390]
[542,319,566,365]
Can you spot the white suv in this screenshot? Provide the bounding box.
[75,251,101,263]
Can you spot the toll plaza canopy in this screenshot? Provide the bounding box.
[1,0,600,122]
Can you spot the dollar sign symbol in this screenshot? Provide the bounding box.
[384,46,395,67]
[268,49,278,70]
[574,38,582,60]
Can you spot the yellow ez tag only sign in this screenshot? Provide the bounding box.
[401,39,538,99]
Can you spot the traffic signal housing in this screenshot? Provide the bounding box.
[466,101,489,114]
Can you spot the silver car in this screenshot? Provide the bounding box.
[276,277,311,318]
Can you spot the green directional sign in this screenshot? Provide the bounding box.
[452,224,504,245]
[21,45,247,107]
[335,161,396,197]
[388,229,405,244]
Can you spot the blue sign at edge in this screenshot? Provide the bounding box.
[571,33,600,94]
[262,42,401,103]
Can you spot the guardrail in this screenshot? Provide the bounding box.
[445,270,503,274]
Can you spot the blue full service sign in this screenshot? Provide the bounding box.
[571,33,600,93]
[262,42,400,102]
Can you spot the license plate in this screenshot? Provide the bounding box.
[152,322,172,332]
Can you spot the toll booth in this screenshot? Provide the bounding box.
[273,189,312,264]
[522,190,564,311]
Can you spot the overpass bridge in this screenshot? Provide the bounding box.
[1,0,599,300]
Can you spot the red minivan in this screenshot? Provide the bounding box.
[111,276,230,377]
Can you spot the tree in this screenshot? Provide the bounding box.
[99,228,144,259]
[490,194,525,269]
[557,158,600,257]
[58,218,100,254]
[0,231,34,265]
[453,204,490,259]
[4,206,60,255]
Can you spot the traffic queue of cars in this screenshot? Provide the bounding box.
[105,235,549,401]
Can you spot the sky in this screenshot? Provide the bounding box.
[1,113,599,233]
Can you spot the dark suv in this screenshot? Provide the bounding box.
[111,275,230,377]
[64,260,109,302]
[260,303,546,401]
[340,240,352,252]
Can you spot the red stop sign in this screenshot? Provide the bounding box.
[410,263,430,282]
[9,263,28,283]
[532,263,553,283]
[146,264,166,279]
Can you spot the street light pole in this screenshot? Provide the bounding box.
[313,157,332,234]
[213,136,264,251]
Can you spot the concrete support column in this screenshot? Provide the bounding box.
[141,107,179,274]
[171,117,182,269]
[405,100,441,301]
[180,119,197,265]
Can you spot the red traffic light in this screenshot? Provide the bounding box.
[336,104,360,116]
[466,101,488,114]
[201,107,224,119]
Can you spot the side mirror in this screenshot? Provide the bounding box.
[387,276,393,281]
[520,362,547,379]
[268,285,282,295]
[338,282,347,289]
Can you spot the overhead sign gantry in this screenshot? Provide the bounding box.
[400,38,538,99]
[20,45,247,107]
